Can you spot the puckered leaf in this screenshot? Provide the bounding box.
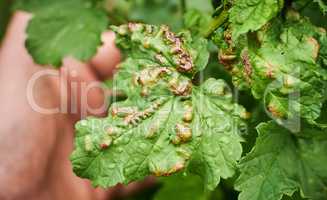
[70,24,247,189]
[25,1,108,67]
[219,14,327,128]
[236,121,327,200]
[112,23,210,73]
[229,0,284,39]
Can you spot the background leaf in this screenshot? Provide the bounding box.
[25,2,108,67]
[229,0,284,39]
[236,121,327,200]
[219,14,327,128]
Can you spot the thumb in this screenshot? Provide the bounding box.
[90,31,121,80]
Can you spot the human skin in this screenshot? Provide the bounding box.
[0,11,154,200]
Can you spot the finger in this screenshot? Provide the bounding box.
[0,10,111,200]
[60,31,121,119]
[90,31,121,80]
[60,31,122,118]
[0,11,61,199]
[60,58,109,119]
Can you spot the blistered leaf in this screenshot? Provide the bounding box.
[220,15,327,128]
[229,0,284,39]
[112,23,210,73]
[236,121,327,200]
[71,24,247,190]
[25,2,108,67]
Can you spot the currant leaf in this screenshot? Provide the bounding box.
[112,23,210,74]
[183,9,211,36]
[229,0,284,39]
[13,0,98,13]
[25,2,108,67]
[314,0,327,14]
[236,121,327,200]
[219,15,327,128]
[70,24,247,190]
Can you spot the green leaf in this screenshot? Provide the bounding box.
[236,121,327,200]
[112,23,210,73]
[314,0,327,14]
[183,9,211,36]
[112,0,183,31]
[25,4,108,67]
[222,15,327,128]
[186,0,213,13]
[70,24,247,190]
[229,0,284,39]
[235,122,299,200]
[13,0,61,12]
[13,0,98,13]
[109,0,213,31]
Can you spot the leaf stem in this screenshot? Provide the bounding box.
[203,9,229,38]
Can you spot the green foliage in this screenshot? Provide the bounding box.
[107,0,212,30]
[111,0,184,30]
[183,9,211,36]
[219,15,327,127]
[236,121,327,200]
[15,0,108,67]
[314,0,327,14]
[229,0,284,39]
[13,0,100,13]
[13,0,327,199]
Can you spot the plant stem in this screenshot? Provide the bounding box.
[203,9,229,38]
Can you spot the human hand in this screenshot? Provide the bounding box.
[0,11,154,200]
